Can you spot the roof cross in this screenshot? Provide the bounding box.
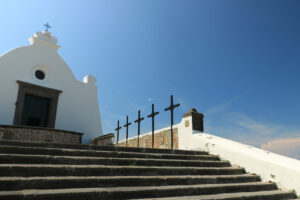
[164,95,180,150]
[44,23,52,32]
[134,110,144,148]
[147,104,159,148]
[123,116,132,147]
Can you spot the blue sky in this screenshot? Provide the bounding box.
[1,0,300,158]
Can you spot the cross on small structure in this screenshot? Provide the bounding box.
[164,95,180,150]
[134,110,144,148]
[44,23,51,32]
[123,116,132,147]
[147,104,159,148]
[115,120,122,147]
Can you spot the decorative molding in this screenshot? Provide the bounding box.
[13,80,62,128]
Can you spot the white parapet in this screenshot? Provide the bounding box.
[122,108,300,195]
[179,130,300,195]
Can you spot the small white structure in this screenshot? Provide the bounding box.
[0,30,103,141]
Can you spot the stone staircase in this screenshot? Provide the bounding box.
[0,140,298,200]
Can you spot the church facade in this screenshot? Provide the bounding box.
[0,30,103,142]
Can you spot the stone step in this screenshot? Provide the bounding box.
[0,164,245,177]
[0,153,230,167]
[0,140,208,155]
[0,182,278,200]
[0,145,219,160]
[0,174,260,190]
[130,190,298,200]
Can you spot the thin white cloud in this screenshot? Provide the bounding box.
[101,106,126,120]
[261,138,300,160]
[205,110,300,149]
[229,113,282,136]
[205,101,231,115]
[205,97,240,116]
[128,102,146,113]
[176,97,189,112]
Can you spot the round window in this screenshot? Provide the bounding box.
[35,70,45,80]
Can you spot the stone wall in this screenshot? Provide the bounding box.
[92,133,114,146]
[118,128,178,149]
[0,125,82,144]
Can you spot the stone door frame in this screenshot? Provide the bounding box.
[13,80,62,128]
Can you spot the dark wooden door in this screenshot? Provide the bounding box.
[21,94,50,127]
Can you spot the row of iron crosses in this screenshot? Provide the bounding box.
[115,95,180,150]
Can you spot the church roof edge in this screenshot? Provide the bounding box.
[29,31,60,50]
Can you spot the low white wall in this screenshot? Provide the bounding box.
[118,116,193,147]
[121,112,300,195]
[179,131,300,195]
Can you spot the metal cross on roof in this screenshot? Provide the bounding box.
[115,120,122,147]
[164,95,180,150]
[147,104,159,148]
[44,23,52,32]
[134,110,144,148]
[123,116,132,147]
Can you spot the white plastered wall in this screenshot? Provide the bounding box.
[123,113,300,194]
[177,116,300,195]
[0,31,103,141]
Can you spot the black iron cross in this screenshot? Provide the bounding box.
[134,110,144,148]
[123,116,132,147]
[44,23,51,32]
[164,95,180,150]
[115,120,122,147]
[147,104,159,148]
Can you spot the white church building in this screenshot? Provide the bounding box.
[0,29,103,143]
